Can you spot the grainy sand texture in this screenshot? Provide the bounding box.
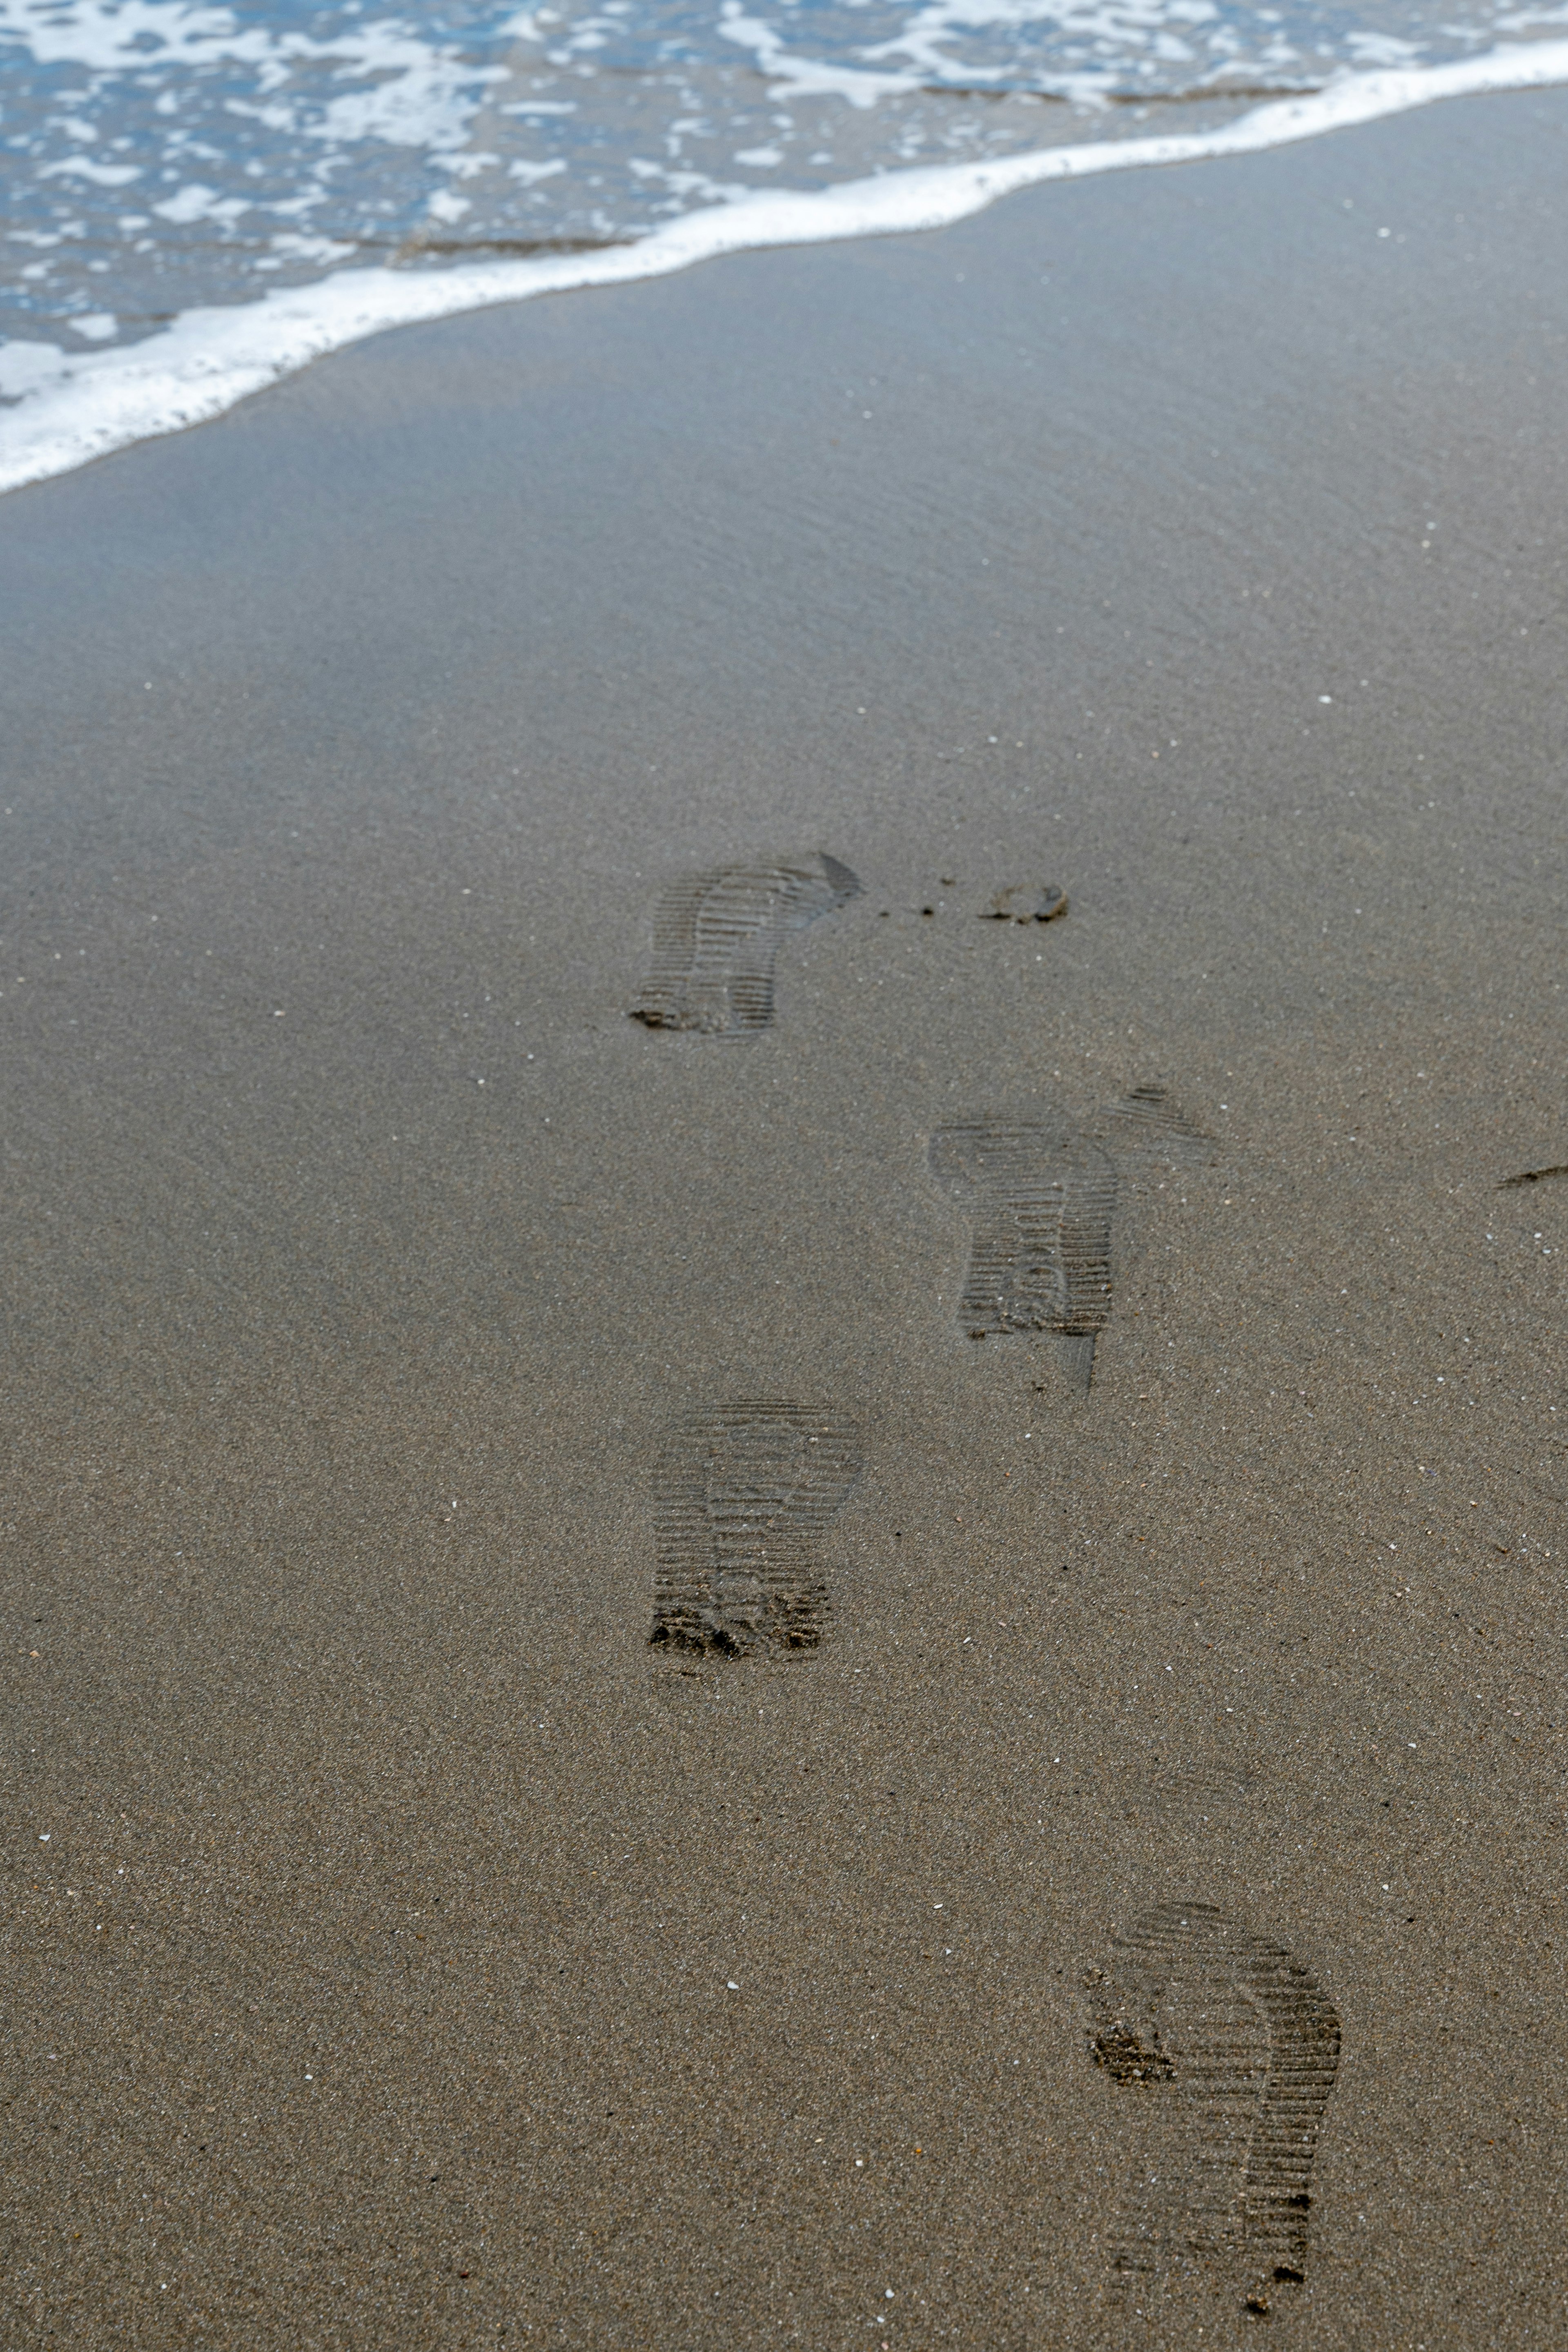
[3,85,1568,2350]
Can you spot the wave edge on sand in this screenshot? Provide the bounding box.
[4,37,1568,501]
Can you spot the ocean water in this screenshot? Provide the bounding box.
[3,0,1568,488]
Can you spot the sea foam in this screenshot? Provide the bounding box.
[3,38,1567,500]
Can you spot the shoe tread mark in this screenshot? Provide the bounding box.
[630,854,862,1034]
[1091,1901,1340,2306]
[929,1089,1212,1378]
[929,1119,1117,1341]
[649,1402,862,1658]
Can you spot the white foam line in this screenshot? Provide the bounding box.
[5,38,1568,500]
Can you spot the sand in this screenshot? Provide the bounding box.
[2,82,1567,2350]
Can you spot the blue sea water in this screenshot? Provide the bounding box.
[5,0,1567,359]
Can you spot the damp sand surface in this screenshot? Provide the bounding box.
[2,86,1568,2349]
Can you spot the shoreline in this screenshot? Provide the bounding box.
[1,35,1567,501]
[3,82,1568,2345]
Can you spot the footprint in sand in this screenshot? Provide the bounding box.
[1087,1900,1341,2319]
[630,853,861,1034]
[928,1085,1209,1389]
[648,1402,862,1658]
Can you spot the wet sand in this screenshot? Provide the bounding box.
[2,83,1567,2349]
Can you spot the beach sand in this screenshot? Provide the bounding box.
[2,83,1567,2348]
